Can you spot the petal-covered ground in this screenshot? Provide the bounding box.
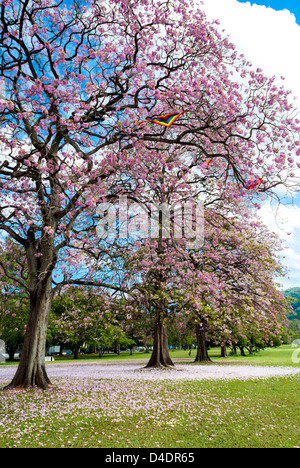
[0,361,299,448]
[1,361,299,382]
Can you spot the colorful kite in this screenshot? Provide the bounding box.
[133,111,187,130]
[145,112,184,127]
[246,178,263,190]
[200,159,213,168]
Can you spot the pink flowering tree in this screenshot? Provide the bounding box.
[172,208,291,361]
[120,194,291,367]
[0,0,299,387]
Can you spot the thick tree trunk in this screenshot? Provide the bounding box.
[73,346,79,359]
[145,316,174,368]
[221,345,228,358]
[5,281,53,390]
[195,324,211,362]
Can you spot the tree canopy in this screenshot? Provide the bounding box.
[0,0,299,388]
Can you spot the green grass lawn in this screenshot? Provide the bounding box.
[0,345,299,448]
[2,344,298,367]
[45,343,300,367]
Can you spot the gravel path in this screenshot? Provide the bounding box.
[1,361,299,382]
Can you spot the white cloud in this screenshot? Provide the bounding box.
[198,0,300,289]
[201,0,300,105]
[258,201,300,289]
[284,247,300,269]
[259,202,300,244]
[279,243,300,286]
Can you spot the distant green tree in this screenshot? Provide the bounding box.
[50,287,135,359]
[288,319,300,340]
[284,288,300,320]
[0,292,28,360]
[0,240,29,360]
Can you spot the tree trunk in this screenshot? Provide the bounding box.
[5,280,53,390]
[7,345,17,362]
[195,324,211,362]
[221,345,228,358]
[145,315,174,368]
[73,346,79,359]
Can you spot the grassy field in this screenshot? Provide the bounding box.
[0,345,299,448]
[1,344,299,367]
[46,343,300,367]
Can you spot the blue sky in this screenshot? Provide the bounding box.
[238,0,300,24]
[237,1,300,290]
[201,0,300,290]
